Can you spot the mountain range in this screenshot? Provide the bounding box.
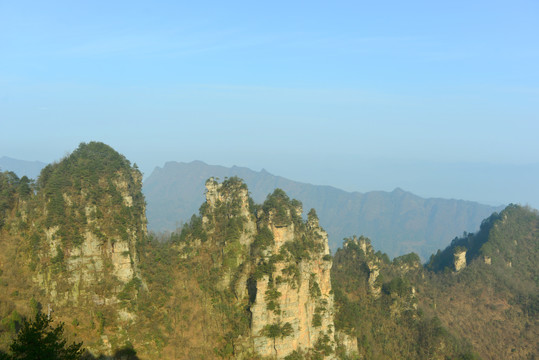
[143,161,504,259]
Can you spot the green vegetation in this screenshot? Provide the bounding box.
[426,204,538,315]
[393,252,420,267]
[0,171,34,230]
[309,274,321,298]
[162,177,257,358]
[177,214,207,243]
[0,142,151,357]
[167,178,336,358]
[51,245,65,273]
[330,205,538,359]
[1,143,537,359]
[36,142,145,250]
[260,322,293,353]
[3,313,84,360]
[0,171,19,230]
[332,236,479,359]
[260,188,302,227]
[265,285,282,313]
[251,226,274,257]
[420,204,539,359]
[280,234,323,263]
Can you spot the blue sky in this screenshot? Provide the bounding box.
[1,0,538,208]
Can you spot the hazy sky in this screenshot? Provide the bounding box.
[1,1,538,207]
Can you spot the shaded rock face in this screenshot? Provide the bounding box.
[345,236,381,297]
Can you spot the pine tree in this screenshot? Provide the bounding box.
[7,313,84,360]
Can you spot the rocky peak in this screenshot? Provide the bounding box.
[197,177,257,291]
[0,143,149,355]
[31,142,146,306]
[176,182,337,358]
[249,189,336,359]
[342,236,381,296]
[201,177,255,246]
[204,176,251,218]
[343,235,373,255]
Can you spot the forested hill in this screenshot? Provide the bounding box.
[143,160,503,259]
[331,205,539,359]
[420,204,539,359]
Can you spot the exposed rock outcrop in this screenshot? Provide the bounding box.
[344,236,381,297]
[335,331,359,358]
[250,210,335,358]
[192,180,337,359]
[454,248,467,271]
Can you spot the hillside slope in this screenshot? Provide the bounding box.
[331,236,479,359]
[143,161,503,259]
[422,204,538,360]
[331,204,538,360]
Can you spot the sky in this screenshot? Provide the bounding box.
[1,0,538,208]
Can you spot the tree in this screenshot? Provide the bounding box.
[113,345,139,360]
[261,322,293,355]
[6,313,84,360]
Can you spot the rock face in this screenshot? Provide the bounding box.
[335,332,359,357]
[0,142,149,355]
[250,211,335,358]
[453,248,467,271]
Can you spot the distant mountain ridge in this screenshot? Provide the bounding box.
[143,161,505,259]
[0,156,46,179]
